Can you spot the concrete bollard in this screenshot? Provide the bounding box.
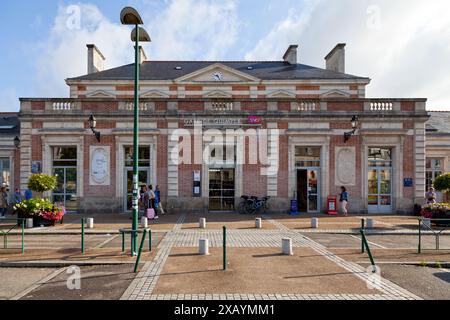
[199,218,206,229]
[26,218,33,229]
[199,238,209,255]
[282,238,293,256]
[311,218,319,229]
[423,218,431,229]
[366,219,374,229]
[141,217,148,228]
[86,218,94,229]
[255,218,262,229]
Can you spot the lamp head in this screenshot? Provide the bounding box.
[88,115,97,129]
[14,136,20,149]
[131,27,151,42]
[120,7,144,25]
[351,115,359,129]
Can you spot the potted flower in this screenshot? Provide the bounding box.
[421,203,450,226]
[13,198,65,226]
[12,174,65,227]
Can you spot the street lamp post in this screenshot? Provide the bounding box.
[120,7,151,255]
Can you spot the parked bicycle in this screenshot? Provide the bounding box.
[238,196,270,214]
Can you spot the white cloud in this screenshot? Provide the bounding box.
[245,0,450,110]
[32,0,239,98]
[146,0,239,60]
[34,3,133,97]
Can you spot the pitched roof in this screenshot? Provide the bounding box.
[0,113,20,135]
[427,111,450,134]
[67,61,369,82]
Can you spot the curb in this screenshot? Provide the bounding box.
[0,261,137,268]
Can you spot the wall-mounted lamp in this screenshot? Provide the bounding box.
[88,115,101,143]
[14,136,21,149]
[344,116,359,143]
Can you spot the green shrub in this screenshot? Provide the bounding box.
[28,174,57,193]
[434,173,450,193]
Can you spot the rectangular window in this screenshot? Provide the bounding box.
[210,145,236,166]
[368,147,392,167]
[124,146,151,167]
[426,158,443,191]
[53,147,77,167]
[295,147,321,167]
[0,158,11,188]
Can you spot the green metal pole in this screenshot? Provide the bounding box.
[81,218,85,254]
[361,219,365,254]
[122,231,125,253]
[418,219,422,254]
[131,24,141,256]
[223,226,227,270]
[134,229,147,273]
[149,229,152,252]
[361,230,376,270]
[21,219,25,254]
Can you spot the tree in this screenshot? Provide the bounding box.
[434,173,450,202]
[28,174,57,193]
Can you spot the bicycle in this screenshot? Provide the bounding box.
[238,196,270,214]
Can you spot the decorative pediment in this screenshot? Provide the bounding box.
[175,63,260,83]
[140,90,170,99]
[86,90,116,98]
[266,89,296,98]
[321,89,350,98]
[203,90,233,98]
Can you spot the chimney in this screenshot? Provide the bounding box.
[325,43,346,73]
[135,45,148,64]
[283,45,298,65]
[87,44,105,74]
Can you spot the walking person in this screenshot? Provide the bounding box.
[155,185,165,215]
[14,188,23,205]
[24,188,33,200]
[425,187,437,205]
[139,185,147,218]
[339,186,349,216]
[147,185,158,219]
[0,187,9,218]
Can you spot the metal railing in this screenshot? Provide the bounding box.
[0,218,25,254]
[418,217,450,254]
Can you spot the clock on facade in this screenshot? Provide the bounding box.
[212,72,223,81]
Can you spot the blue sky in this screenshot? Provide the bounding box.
[1,0,450,111]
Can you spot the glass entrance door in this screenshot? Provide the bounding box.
[125,169,150,212]
[209,169,235,211]
[297,169,320,213]
[368,168,392,213]
[53,167,78,212]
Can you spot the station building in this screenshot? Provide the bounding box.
[8,43,448,214]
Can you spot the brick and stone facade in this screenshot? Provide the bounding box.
[16,44,433,214]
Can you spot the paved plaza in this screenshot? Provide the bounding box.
[1,213,449,300]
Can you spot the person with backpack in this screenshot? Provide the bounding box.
[339,186,349,216]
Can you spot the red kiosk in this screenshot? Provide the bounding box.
[327,196,338,215]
